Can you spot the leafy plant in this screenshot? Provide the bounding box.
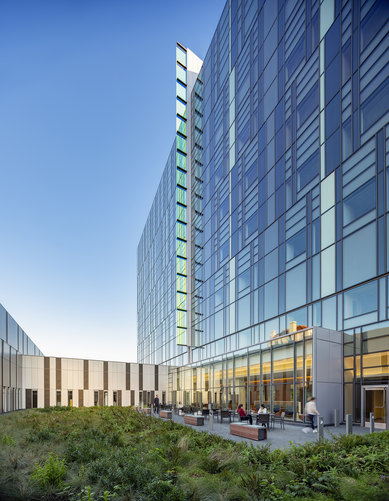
[31,452,67,488]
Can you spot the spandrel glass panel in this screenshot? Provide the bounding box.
[176,205,187,223]
[177,292,187,310]
[176,100,187,119]
[176,187,186,205]
[343,222,376,288]
[176,221,187,240]
[176,275,187,294]
[286,263,306,311]
[176,46,187,67]
[176,240,186,258]
[344,281,377,319]
[176,135,187,154]
[176,169,186,188]
[176,124,187,145]
[176,81,187,102]
[176,257,187,275]
[176,64,187,84]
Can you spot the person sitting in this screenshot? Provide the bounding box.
[257,403,268,427]
[237,404,252,424]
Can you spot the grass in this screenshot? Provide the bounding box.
[0,406,388,500]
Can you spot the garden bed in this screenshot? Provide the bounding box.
[0,407,388,500]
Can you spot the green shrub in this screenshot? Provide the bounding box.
[1,433,15,445]
[31,452,67,488]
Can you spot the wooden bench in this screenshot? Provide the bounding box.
[184,415,204,426]
[142,408,151,415]
[230,423,267,441]
[160,410,172,419]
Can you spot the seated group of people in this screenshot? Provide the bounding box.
[237,403,267,425]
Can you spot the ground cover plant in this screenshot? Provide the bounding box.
[0,407,388,500]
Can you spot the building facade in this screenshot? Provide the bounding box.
[1,302,167,414]
[138,0,389,427]
[0,303,43,413]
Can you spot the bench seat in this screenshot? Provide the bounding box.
[184,415,204,426]
[160,410,172,419]
[230,423,267,440]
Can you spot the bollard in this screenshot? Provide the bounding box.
[346,414,353,435]
[209,409,214,431]
[369,412,374,434]
[334,409,338,426]
[318,416,324,440]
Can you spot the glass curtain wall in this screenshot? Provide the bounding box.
[172,328,314,421]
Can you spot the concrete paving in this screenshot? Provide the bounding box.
[154,412,384,451]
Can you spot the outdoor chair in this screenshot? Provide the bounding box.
[272,411,285,429]
[218,409,231,423]
[256,413,270,429]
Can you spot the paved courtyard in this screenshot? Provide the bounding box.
[156,412,384,451]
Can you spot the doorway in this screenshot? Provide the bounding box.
[361,385,388,429]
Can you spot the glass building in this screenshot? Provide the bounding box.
[137,0,389,427]
[0,303,43,413]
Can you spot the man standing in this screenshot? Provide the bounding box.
[303,397,320,433]
[153,394,160,414]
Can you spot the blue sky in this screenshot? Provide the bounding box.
[0,0,225,361]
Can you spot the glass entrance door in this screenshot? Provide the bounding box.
[363,386,387,429]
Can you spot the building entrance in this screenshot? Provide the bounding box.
[362,386,388,429]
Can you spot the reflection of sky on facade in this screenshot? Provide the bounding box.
[0,0,224,361]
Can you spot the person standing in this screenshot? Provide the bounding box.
[153,394,160,414]
[304,397,320,433]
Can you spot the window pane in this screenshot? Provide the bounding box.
[286,228,306,261]
[343,178,376,226]
[344,281,377,319]
[343,222,376,288]
[286,263,306,311]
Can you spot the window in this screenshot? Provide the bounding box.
[343,178,375,226]
[360,78,389,133]
[56,391,61,406]
[94,391,98,406]
[343,222,376,288]
[113,391,118,406]
[245,212,258,239]
[297,83,319,129]
[68,390,73,407]
[286,229,306,261]
[360,1,389,52]
[344,282,377,319]
[245,161,258,192]
[286,263,306,311]
[104,390,108,406]
[285,35,304,81]
[297,151,319,190]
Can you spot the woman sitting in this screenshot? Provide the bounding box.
[237,404,252,424]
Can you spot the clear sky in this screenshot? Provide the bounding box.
[0,0,225,362]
